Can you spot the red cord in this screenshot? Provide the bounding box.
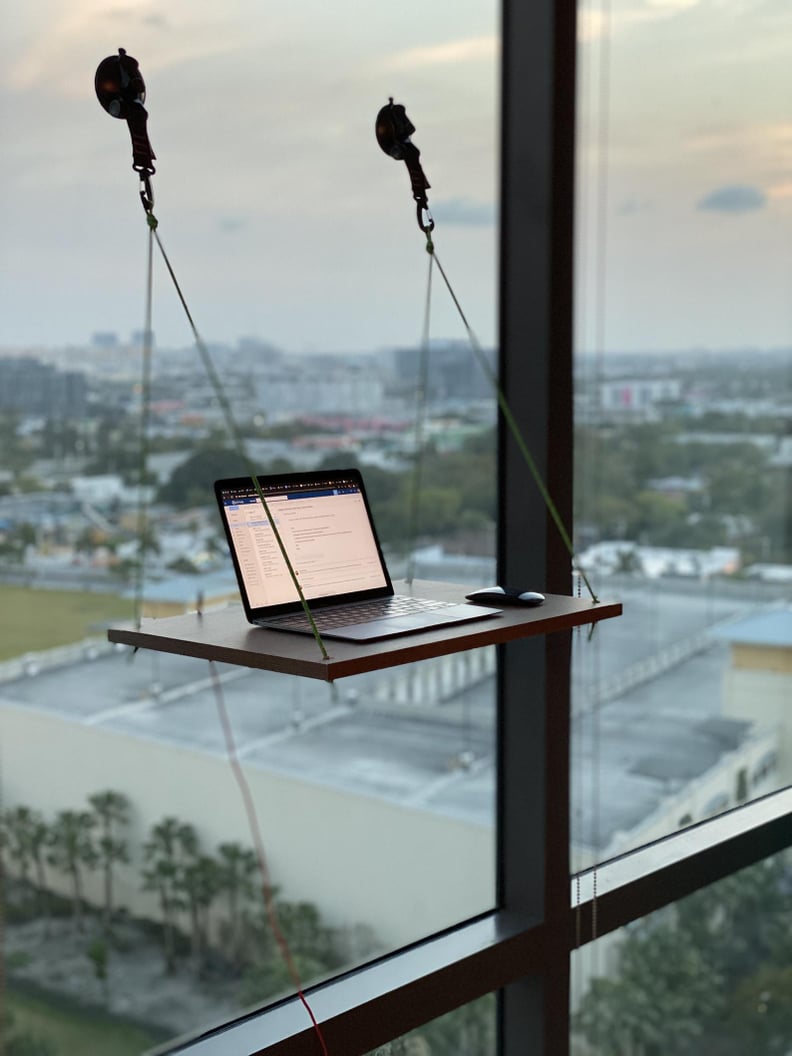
[209,661,330,1056]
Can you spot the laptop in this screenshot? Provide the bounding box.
[214,468,500,642]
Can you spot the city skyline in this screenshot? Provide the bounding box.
[1,1,790,354]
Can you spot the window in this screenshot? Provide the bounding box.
[2,2,790,1056]
[2,2,501,1051]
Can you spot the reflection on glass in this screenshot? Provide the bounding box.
[571,851,792,1056]
[573,0,791,867]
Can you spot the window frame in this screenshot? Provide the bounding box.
[160,788,791,1055]
[159,0,792,1052]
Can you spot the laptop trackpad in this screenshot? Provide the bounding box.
[334,604,500,642]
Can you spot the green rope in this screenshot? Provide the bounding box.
[405,248,434,585]
[132,224,156,629]
[144,211,330,659]
[428,239,599,605]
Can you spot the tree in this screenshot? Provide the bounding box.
[574,854,792,1055]
[158,447,249,508]
[726,961,792,1055]
[74,526,100,556]
[0,413,35,476]
[240,902,334,1007]
[141,816,196,972]
[3,807,50,921]
[575,920,722,1055]
[180,853,222,973]
[27,813,50,921]
[674,854,792,993]
[216,841,259,971]
[88,789,131,933]
[0,524,36,562]
[411,994,496,1056]
[276,899,337,968]
[46,810,97,930]
[3,806,36,890]
[87,937,110,1002]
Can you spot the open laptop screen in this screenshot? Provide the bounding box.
[216,470,391,613]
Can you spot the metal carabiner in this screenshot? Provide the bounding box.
[417,204,435,235]
[139,173,155,216]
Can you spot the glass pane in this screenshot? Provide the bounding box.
[573,0,792,867]
[571,850,792,1055]
[1,3,498,1050]
[365,994,496,1056]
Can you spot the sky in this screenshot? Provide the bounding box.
[0,0,790,356]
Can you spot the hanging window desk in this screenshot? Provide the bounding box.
[107,581,621,682]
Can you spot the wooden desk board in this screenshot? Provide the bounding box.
[107,581,621,682]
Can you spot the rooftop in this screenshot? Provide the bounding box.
[0,581,776,853]
[711,608,792,648]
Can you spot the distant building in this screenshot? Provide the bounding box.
[70,474,125,505]
[579,540,740,578]
[646,475,705,499]
[713,609,792,783]
[91,331,119,349]
[392,340,496,405]
[744,563,792,584]
[129,329,155,348]
[253,356,387,417]
[597,376,682,419]
[0,356,87,419]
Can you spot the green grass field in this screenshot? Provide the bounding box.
[0,585,133,661]
[6,987,167,1056]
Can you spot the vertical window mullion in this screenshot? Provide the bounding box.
[498,0,577,1051]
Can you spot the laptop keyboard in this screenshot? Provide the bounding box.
[265,595,454,631]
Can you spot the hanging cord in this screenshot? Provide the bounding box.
[585,0,614,990]
[146,222,329,658]
[405,249,434,584]
[432,244,599,604]
[94,49,329,661]
[155,222,332,1035]
[210,661,330,1056]
[376,99,598,604]
[96,54,331,1055]
[131,224,156,629]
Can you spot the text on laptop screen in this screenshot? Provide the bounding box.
[221,478,388,609]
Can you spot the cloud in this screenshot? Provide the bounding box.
[387,35,497,72]
[580,0,700,41]
[430,197,495,227]
[5,3,231,97]
[697,185,767,213]
[140,13,170,29]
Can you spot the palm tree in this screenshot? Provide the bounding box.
[88,789,130,932]
[217,842,259,970]
[142,816,196,972]
[3,806,36,890]
[27,813,50,922]
[4,806,51,921]
[180,854,222,973]
[46,810,97,930]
